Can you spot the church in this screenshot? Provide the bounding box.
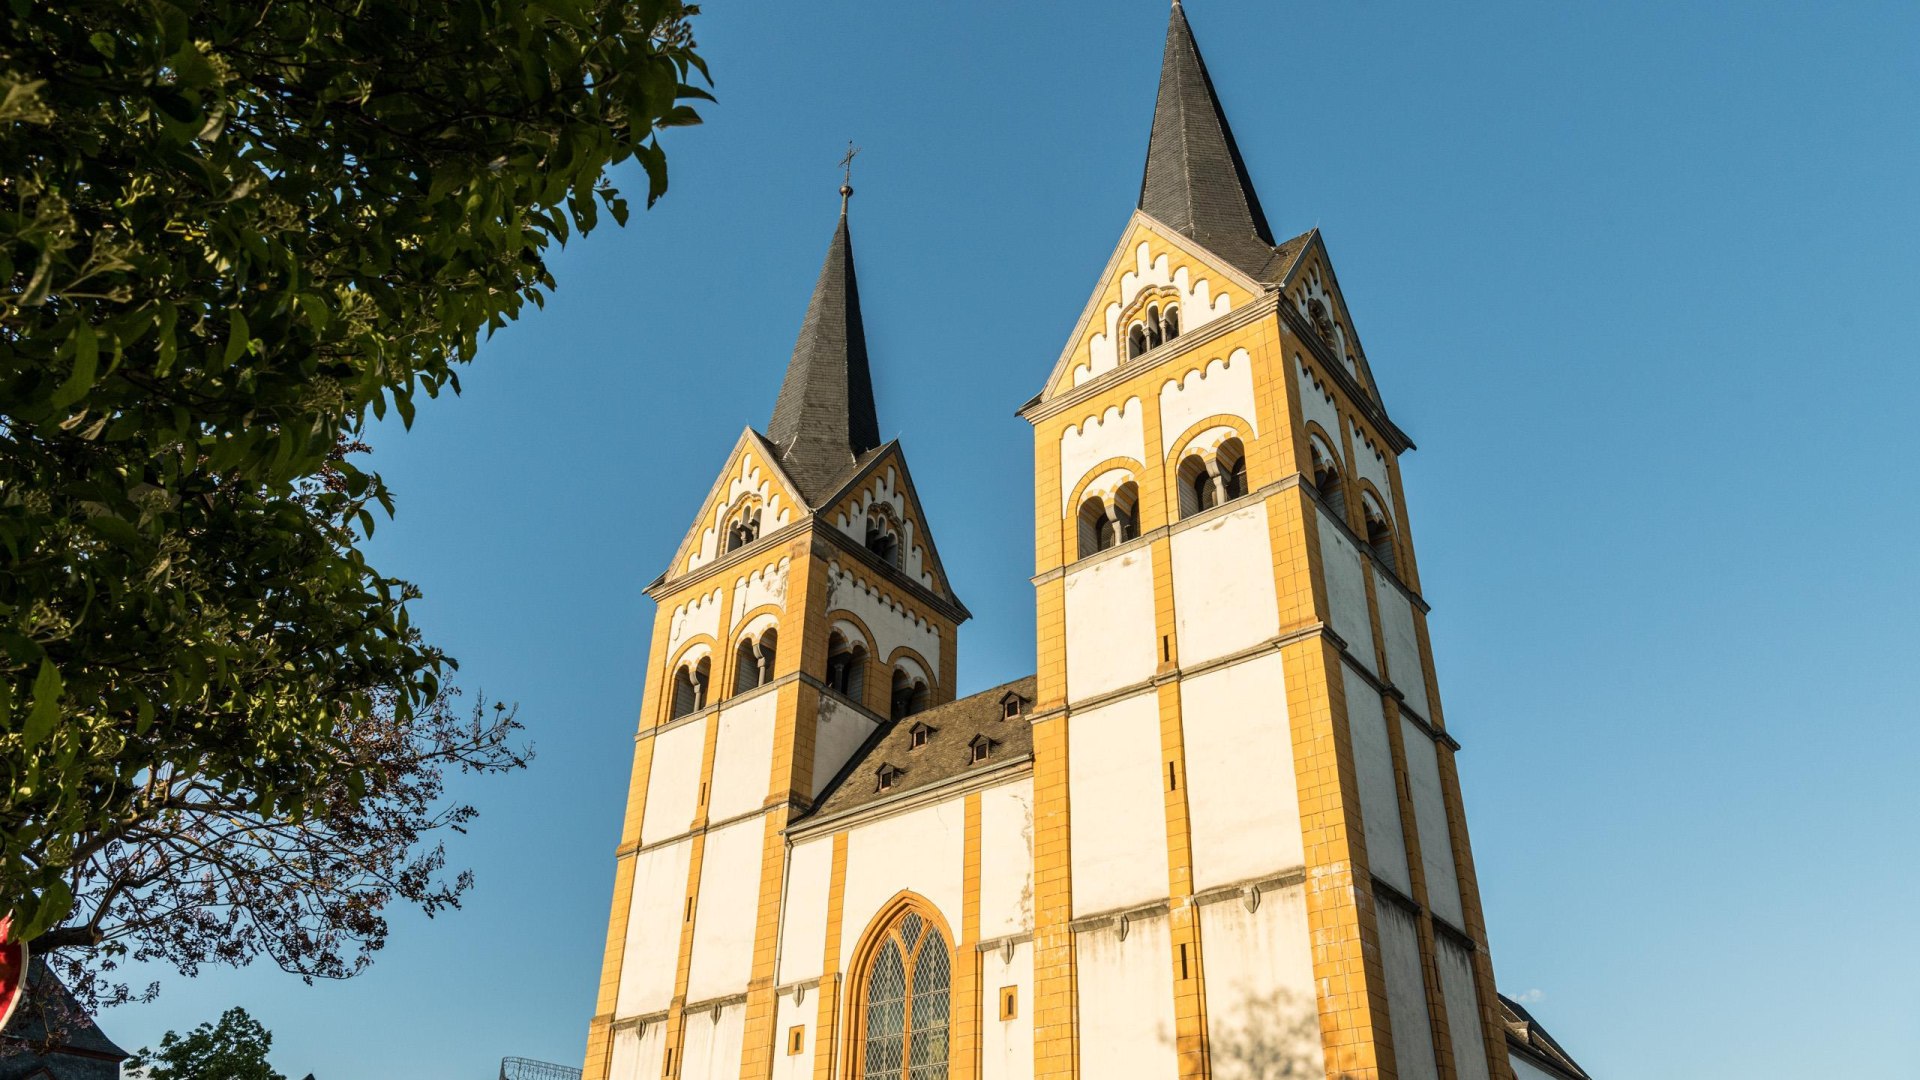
[581,6,1595,1080]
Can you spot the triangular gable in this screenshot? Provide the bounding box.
[665,427,808,581]
[815,442,961,605]
[1274,231,1386,410]
[1039,211,1266,403]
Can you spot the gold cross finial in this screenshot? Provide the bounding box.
[839,141,861,213]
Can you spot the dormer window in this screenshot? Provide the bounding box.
[876,763,901,792]
[1001,693,1025,720]
[908,721,935,749]
[969,735,996,764]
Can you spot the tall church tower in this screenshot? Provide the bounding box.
[583,190,970,1080]
[1018,4,1517,1079]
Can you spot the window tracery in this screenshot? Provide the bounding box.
[855,907,952,1080]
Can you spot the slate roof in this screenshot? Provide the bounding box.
[765,204,883,505]
[806,676,1037,822]
[0,960,129,1080]
[1499,993,1593,1080]
[1139,2,1312,284]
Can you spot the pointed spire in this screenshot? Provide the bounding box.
[1139,2,1278,275]
[766,192,881,503]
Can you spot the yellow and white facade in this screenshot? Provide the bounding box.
[582,6,1592,1080]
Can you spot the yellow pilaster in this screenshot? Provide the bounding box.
[812,832,850,1080]
[954,791,985,1079]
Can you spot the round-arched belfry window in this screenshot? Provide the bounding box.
[856,907,952,1080]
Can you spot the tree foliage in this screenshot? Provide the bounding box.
[131,1005,286,1080]
[0,0,707,951]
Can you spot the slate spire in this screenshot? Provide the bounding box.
[1138,2,1278,274]
[766,189,882,503]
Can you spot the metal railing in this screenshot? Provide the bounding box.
[499,1057,583,1080]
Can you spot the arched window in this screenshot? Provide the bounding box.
[1077,496,1112,559]
[1216,438,1248,500]
[1146,305,1164,349]
[732,629,778,695]
[671,657,710,719]
[1127,325,1148,359]
[1162,305,1180,341]
[1110,482,1140,543]
[1308,433,1344,513]
[1308,298,1336,346]
[1178,454,1220,519]
[726,505,761,552]
[827,631,867,704]
[856,909,952,1080]
[866,521,899,566]
[890,668,930,721]
[1362,493,1398,574]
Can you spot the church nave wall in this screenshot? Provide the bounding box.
[980,940,1034,1080]
[769,989,815,1080]
[977,780,1036,940]
[837,799,966,973]
[1073,909,1180,1078]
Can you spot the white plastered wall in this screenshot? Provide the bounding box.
[1317,514,1376,676]
[1074,914,1179,1077]
[686,818,765,1002]
[830,465,937,589]
[1059,398,1146,513]
[666,588,725,665]
[981,940,1034,1080]
[615,838,693,1018]
[1378,901,1440,1080]
[1343,666,1411,894]
[1158,349,1257,456]
[1067,693,1170,915]
[1375,572,1432,721]
[1437,936,1492,1080]
[677,1002,745,1080]
[685,448,796,574]
[838,798,966,971]
[707,694,776,823]
[1171,501,1279,666]
[1353,430,1393,505]
[1180,654,1303,890]
[979,780,1036,939]
[1064,549,1158,702]
[771,991,815,1080]
[810,695,881,799]
[609,1020,666,1080]
[1077,240,1234,385]
[1199,886,1321,1080]
[1296,357,1344,452]
[1401,718,1464,928]
[640,718,708,847]
[776,837,833,985]
[825,563,942,674]
[730,556,790,622]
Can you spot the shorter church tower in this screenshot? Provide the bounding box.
[583,190,971,1080]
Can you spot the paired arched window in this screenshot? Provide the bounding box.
[725,503,762,552]
[1076,481,1139,559]
[1362,491,1398,574]
[856,909,952,1080]
[732,628,778,695]
[1308,432,1344,513]
[1124,303,1181,360]
[890,668,930,721]
[670,656,710,719]
[866,522,899,566]
[827,631,868,704]
[1175,437,1249,520]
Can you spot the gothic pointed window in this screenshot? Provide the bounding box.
[857,907,952,1080]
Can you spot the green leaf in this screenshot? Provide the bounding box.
[23,659,61,749]
[224,310,250,366]
[50,322,99,409]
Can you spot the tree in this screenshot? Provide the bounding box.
[0,0,708,982]
[131,1006,285,1080]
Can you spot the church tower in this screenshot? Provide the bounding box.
[583,189,971,1080]
[1018,4,1517,1079]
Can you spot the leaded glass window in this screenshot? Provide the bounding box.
[859,910,951,1080]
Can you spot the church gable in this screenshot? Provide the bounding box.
[820,444,954,599]
[671,428,804,579]
[1278,234,1383,403]
[1042,214,1264,402]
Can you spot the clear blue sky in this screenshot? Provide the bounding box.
[110,2,1920,1077]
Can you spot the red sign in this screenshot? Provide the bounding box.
[0,915,25,1032]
